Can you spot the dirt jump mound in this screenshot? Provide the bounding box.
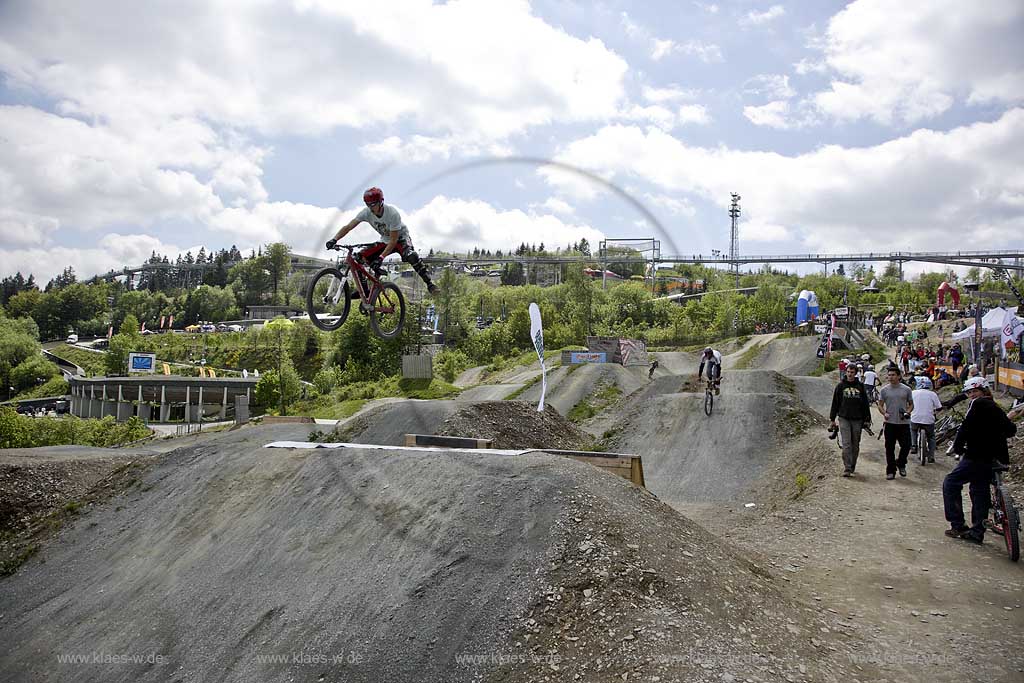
[1,422,874,683]
[435,401,596,450]
[603,369,819,505]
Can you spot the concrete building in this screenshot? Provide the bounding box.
[68,376,260,424]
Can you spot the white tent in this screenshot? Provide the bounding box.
[952,306,1022,339]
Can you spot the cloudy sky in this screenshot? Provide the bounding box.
[1,0,1022,283]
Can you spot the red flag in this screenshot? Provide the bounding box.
[168,315,174,327]
[159,315,165,329]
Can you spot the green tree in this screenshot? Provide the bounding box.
[253,360,301,413]
[228,256,272,309]
[265,242,292,304]
[11,354,59,392]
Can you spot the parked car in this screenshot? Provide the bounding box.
[227,324,244,333]
[200,324,216,333]
[66,333,78,344]
[92,338,109,349]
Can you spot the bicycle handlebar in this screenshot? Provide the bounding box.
[330,243,379,251]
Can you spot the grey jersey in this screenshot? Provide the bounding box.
[879,382,913,425]
[354,204,410,243]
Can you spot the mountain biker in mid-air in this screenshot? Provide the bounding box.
[326,187,439,295]
[697,347,723,395]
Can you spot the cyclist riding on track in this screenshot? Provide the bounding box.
[327,187,439,295]
[697,347,723,395]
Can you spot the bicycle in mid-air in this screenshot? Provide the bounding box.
[305,243,406,339]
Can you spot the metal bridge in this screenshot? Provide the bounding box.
[87,248,1024,285]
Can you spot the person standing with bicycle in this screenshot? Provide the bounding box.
[877,365,914,480]
[829,364,872,477]
[909,376,942,464]
[942,376,1017,544]
[326,187,439,295]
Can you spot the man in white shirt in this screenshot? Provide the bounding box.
[910,376,943,464]
[328,186,439,295]
[862,364,879,402]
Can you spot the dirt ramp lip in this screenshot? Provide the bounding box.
[0,443,575,683]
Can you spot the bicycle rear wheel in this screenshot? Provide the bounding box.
[995,485,1020,562]
[704,388,713,416]
[306,267,351,332]
[918,428,927,465]
[367,282,406,339]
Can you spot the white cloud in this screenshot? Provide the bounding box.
[645,194,696,217]
[744,74,796,100]
[741,5,786,27]
[1,1,629,143]
[620,12,721,63]
[407,196,605,254]
[654,40,723,64]
[536,198,576,215]
[743,101,792,129]
[642,85,700,104]
[545,108,1024,253]
[794,58,827,75]
[812,0,1024,125]
[677,105,711,126]
[0,233,190,284]
[740,220,790,242]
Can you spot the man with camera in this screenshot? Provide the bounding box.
[877,364,915,480]
[829,364,873,477]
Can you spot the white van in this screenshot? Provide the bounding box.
[66,333,78,344]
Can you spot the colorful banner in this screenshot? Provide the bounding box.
[528,302,546,412]
[1001,307,1023,360]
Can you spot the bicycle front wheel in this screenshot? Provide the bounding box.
[704,388,713,416]
[995,485,1020,562]
[306,267,351,332]
[367,282,406,339]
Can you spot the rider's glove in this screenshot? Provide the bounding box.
[326,238,337,250]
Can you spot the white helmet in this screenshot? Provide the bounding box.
[916,376,932,389]
[860,353,870,361]
[963,376,989,391]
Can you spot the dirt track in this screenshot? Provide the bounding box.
[0,424,569,682]
[3,331,1022,683]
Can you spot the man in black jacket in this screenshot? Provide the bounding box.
[942,376,1018,543]
[829,364,872,477]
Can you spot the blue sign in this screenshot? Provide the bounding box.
[570,352,607,364]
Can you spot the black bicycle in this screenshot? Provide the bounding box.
[989,463,1020,562]
[704,378,715,416]
[306,243,406,339]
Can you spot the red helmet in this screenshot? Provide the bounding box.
[363,187,384,205]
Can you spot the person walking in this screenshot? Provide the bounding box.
[943,377,1017,543]
[829,364,873,477]
[877,365,914,480]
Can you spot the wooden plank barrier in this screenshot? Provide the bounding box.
[405,434,494,449]
[532,450,646,488]
[261,415,316,424]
